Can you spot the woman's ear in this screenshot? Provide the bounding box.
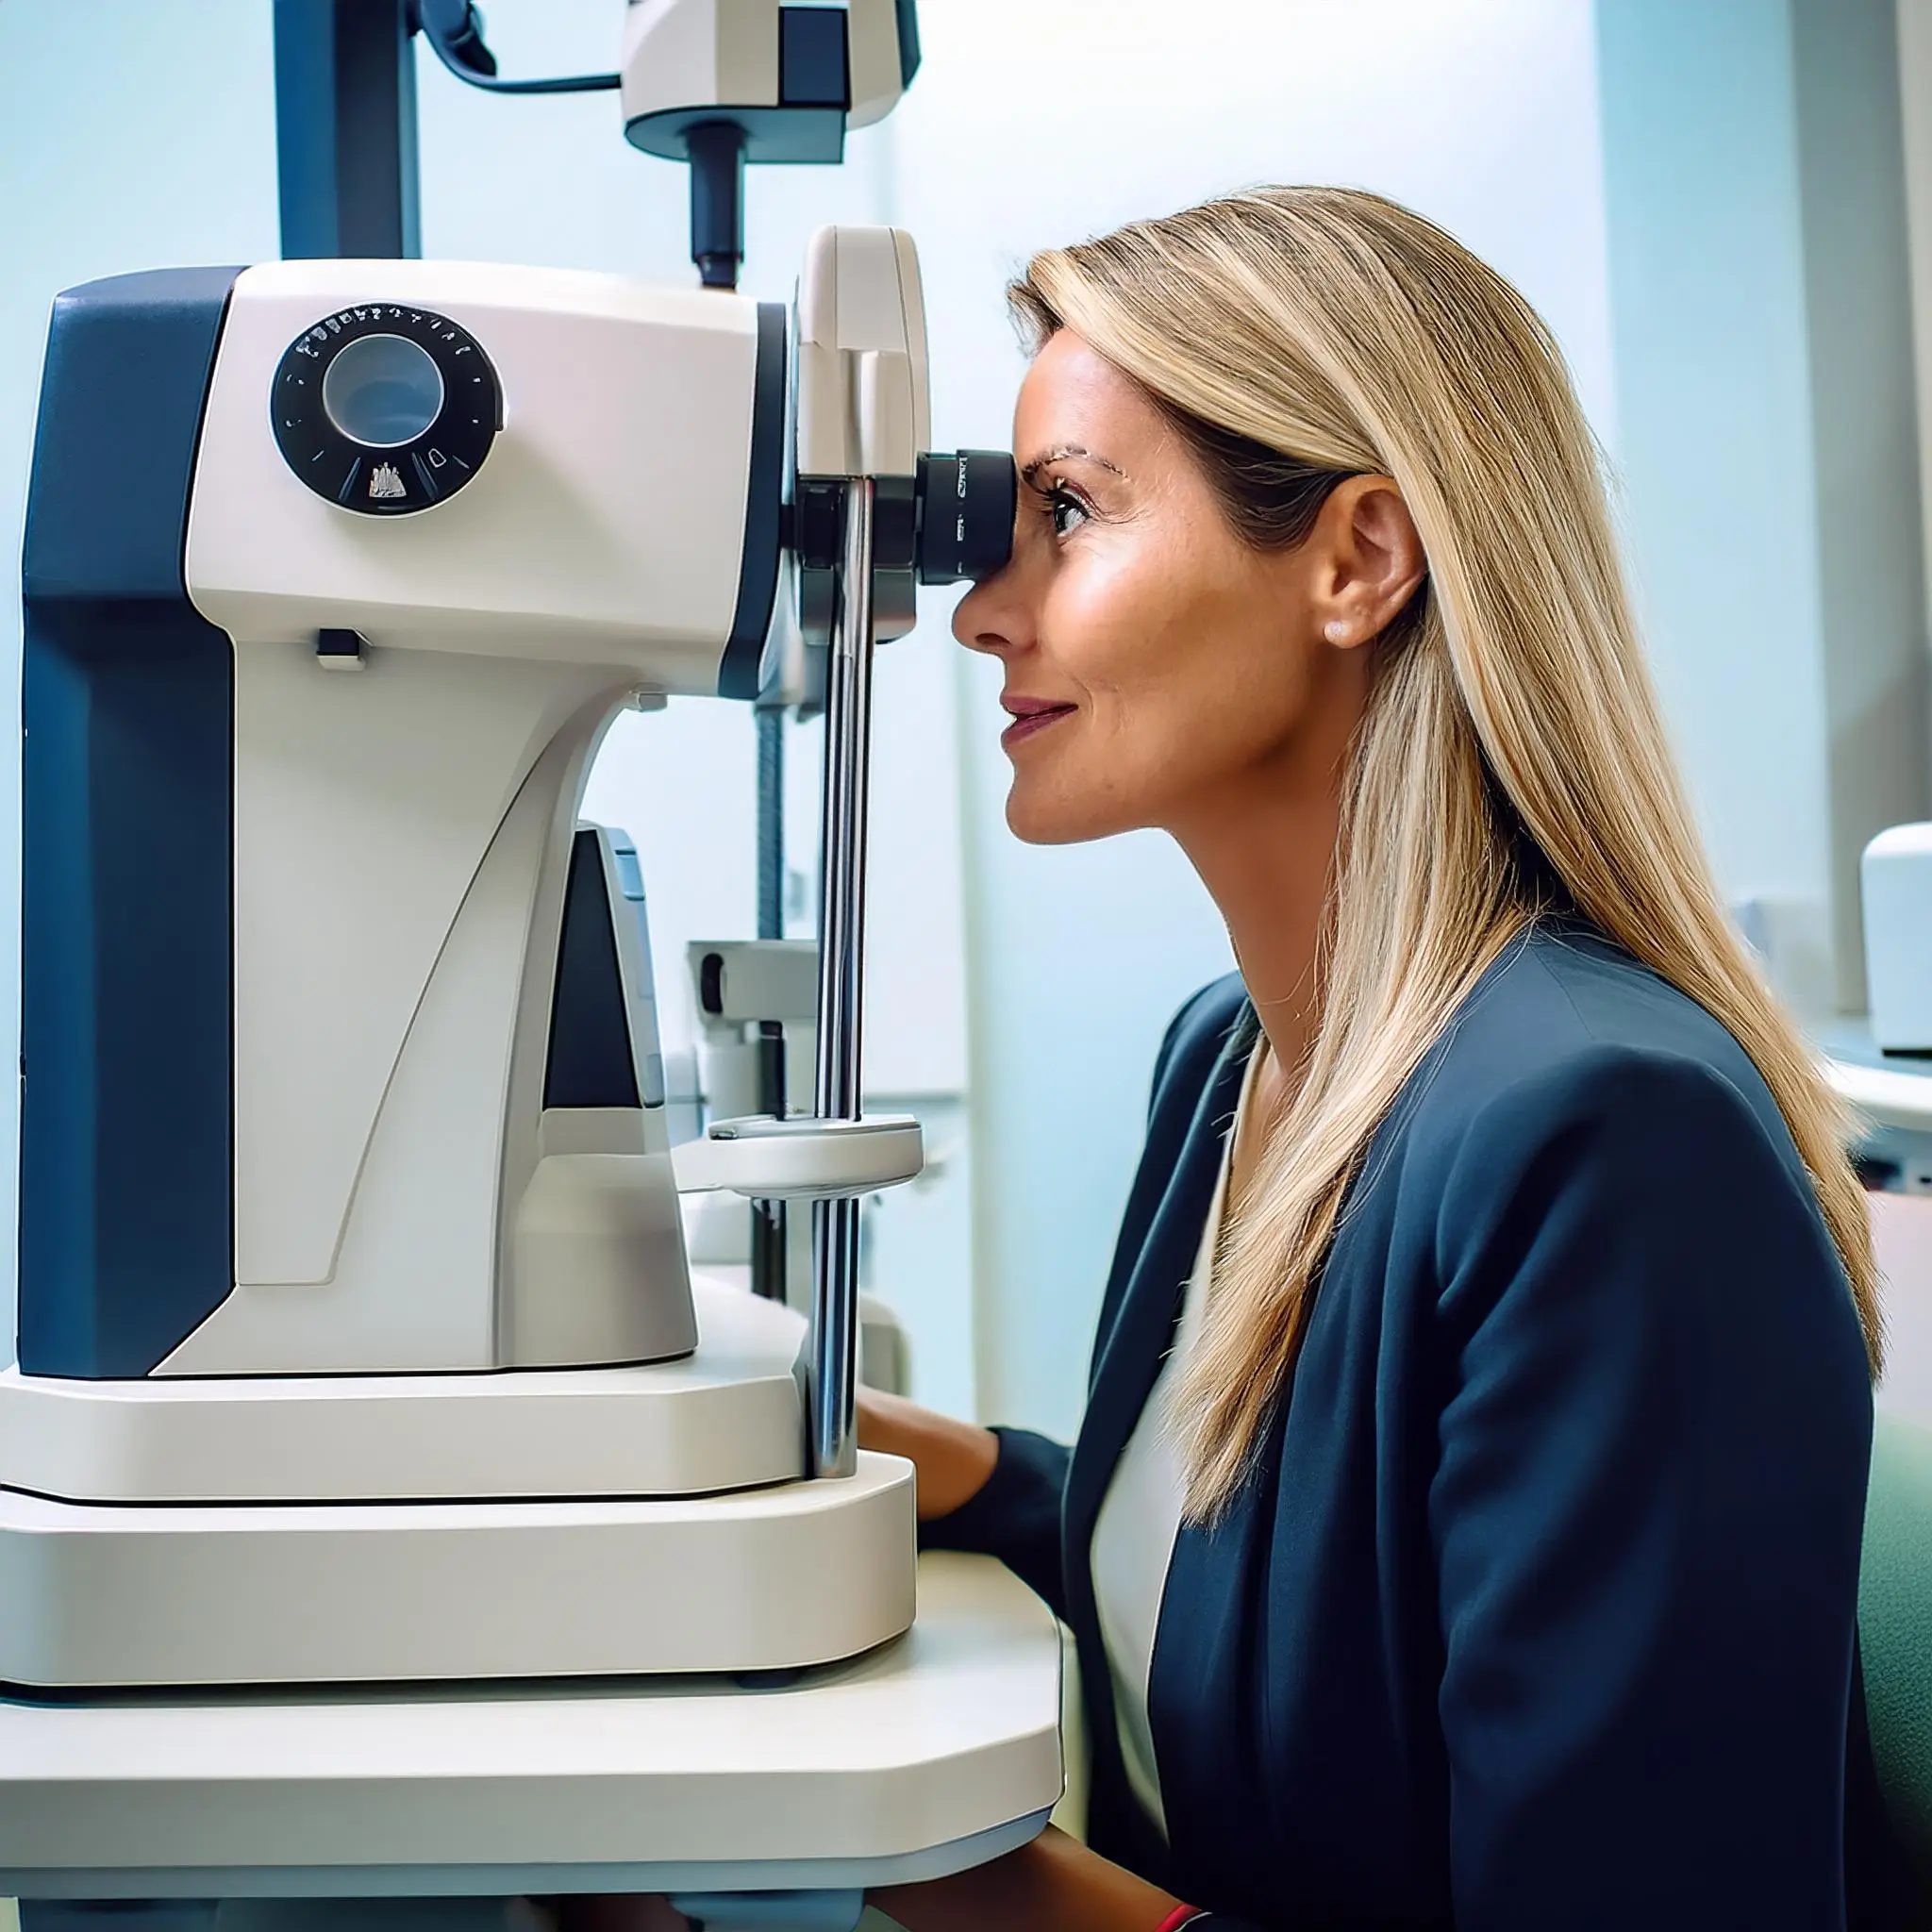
[1316,475,1426,648]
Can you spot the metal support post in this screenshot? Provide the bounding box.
[808,478,877,1478]
[274,0,421,259]
[751,705,789,1300]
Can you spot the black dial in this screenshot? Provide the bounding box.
[271,303,501,516]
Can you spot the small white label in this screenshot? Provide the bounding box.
[368,462,407,501]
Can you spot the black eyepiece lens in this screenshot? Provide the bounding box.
[915,448,1017,585]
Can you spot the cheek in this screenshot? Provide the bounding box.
[1067,550,1310,758]
[1004,543,1319,843]
[1042,530,1236,724]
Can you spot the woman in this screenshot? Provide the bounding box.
[856,187,1916,1930]
[573,186,1910,1932]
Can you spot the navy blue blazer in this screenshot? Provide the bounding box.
[926,920,1917,1929]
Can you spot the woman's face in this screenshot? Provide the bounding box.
[955,330,1411,847]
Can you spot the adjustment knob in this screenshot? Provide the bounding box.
[271,303,502,516]
[914,449,1017,585]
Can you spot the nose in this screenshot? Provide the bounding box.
[954,575,1008,658]
[952,536,1033,659]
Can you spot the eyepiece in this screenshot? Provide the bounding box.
[914,449,1016,585]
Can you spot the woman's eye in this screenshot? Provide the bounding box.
[1047,486,1091,540]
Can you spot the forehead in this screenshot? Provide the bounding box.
[1013,329,1169,459]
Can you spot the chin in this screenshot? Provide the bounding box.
[1004,782,1136,847]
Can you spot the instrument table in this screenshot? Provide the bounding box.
[0,1553,1061,1930]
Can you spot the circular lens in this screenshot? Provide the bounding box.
[322,332,445,448]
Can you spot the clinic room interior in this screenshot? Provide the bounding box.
[2,3,1932,1930]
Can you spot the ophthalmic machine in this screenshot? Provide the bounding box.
[0,6,1050,1928]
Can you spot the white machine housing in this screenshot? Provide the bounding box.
[622,0,918,141]
[1863,822,1932,1053]
[3,226,936,1687]
[181,259,761,1377]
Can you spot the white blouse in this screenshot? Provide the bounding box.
[1090,1041,1258,1840]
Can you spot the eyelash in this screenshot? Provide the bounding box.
[1039,482,1092,541]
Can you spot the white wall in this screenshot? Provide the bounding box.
[886,0,1616,1436]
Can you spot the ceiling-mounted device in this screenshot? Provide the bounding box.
[413,0,922,291]
[623,0,921,288]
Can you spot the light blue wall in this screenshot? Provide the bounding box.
[1595,0,1825,912]
[1595,0,1927,1016]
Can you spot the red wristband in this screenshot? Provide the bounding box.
[1154,1909,1205,1932]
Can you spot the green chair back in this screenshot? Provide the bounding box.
[1861,1408,1932,1908]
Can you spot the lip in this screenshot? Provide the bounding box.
[1000,696,1076,751]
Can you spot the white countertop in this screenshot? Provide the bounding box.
[1821,1020,1932,1137]
[0,1552,1063,1902]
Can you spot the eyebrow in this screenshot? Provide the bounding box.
[1019,443,1126,488]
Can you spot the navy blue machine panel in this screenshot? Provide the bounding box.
[545,828,643,1113]
[716,300,788,702]
[20,267,241,1378]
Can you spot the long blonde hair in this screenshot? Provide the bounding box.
[1012,187,1882,1521]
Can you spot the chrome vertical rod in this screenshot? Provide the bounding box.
[750,704,787,1302]
[808,477,877,1478]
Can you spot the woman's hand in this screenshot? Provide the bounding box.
[857,1387,1000,1523]
[872,1824,1185,1931]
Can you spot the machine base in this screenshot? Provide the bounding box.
[0,1454,914,1688]
[0,1554,1063,1913]
[0,1278,807,1506]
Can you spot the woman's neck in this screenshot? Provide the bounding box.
[1172,760,1342,1080]
[1169,645,1367,1085]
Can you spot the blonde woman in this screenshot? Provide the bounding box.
[858,189,1917,1931]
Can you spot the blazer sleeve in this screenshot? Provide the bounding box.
[1423,1044,1874,1931]
[917,1426,1073,1621]
[918,980,1241,1625]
